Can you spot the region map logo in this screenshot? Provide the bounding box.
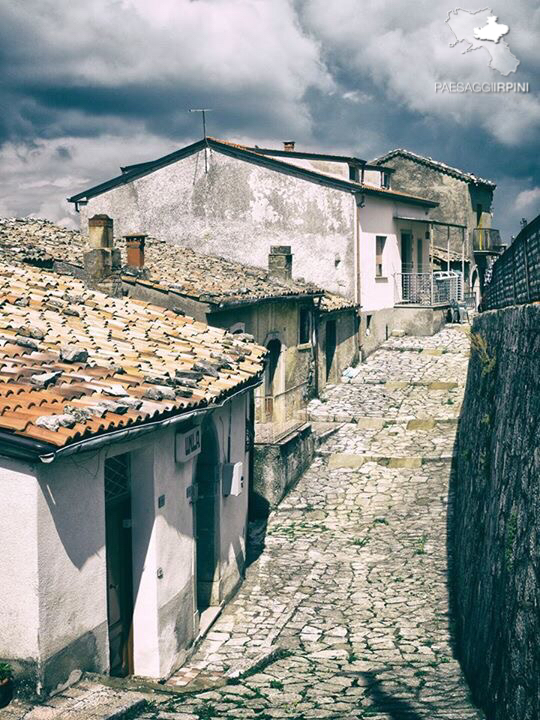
[435,8,529,93]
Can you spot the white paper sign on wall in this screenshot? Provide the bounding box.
[175,427,202,463]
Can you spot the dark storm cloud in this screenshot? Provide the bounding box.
[0,0,538,237]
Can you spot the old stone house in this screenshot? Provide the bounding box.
[67,137,443,357]
[0,217,358,509]
[371,148,504,301]
[0,256,265,698]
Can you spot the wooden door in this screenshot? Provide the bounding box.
[105,455,134,677]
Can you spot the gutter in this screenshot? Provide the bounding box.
[0,377,263,465]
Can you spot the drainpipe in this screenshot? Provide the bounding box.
[353,194,362,357]
[313,295,322,398]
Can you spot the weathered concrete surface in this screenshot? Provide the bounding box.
[143,326,483,719]
[3,676,163,720]
[450,305,540,720]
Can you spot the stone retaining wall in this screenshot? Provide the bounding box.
[450,303,539,720]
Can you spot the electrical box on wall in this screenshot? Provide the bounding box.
[222,462,243,497]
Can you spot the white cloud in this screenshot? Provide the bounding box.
[0,131,175,225]
[515,187,540,210]
[299,0,540,145]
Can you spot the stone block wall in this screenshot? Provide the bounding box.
[450,303,539,720]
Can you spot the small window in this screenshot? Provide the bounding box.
[376,236,386,277]
[299,308,311,344]
[381,172,390,189]
[349,165,360,182]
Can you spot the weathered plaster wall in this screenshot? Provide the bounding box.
[252,424,314,512]
[214,394,250,604]
[212,300,315,426]
[81,149,356,298]
[378,156,490,255]
[450,304,539,720]
[0,459,40,695]
[0,394,250,697]
[318,310,358,388]
[37,451,109,695]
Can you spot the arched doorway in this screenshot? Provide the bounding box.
[194,420,221,620]
[264,338,281,421]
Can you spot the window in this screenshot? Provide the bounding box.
[299,308,311,344]
[417,237,423,273]
[376,236,386,277]
[381,172,390,189]
[349,165,360,182]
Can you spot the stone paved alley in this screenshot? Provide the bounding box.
[142,327,483,719]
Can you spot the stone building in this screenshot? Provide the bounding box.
[0,256,265,698]
[371,148,504,300]
[0,217,358,509]
[68,137,442,356]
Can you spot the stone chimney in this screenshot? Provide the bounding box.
[283,141,295,151]
[84,214,122,296]
[268,245,293,282]
[124,233,146,270]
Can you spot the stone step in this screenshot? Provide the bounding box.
[322,452,455,469]
[308,413,460,428]
[6,682,150,720]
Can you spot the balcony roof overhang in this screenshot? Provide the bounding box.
[394,215,467,229]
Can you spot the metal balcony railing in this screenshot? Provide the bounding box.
[472,228,503,253]
[395,272,463,306]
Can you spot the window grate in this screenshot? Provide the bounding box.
[105,453,130,503]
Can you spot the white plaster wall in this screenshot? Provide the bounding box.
[0,459,40,660]
[36,452,107,666]
[148,428,196,677]
[358,199,431,311]
[363,169,384,187]
[81,149,357,299]
[214,394,249,601]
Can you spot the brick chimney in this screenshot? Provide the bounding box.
[283,141,295,151]
[268,245,293,281]
[124,233,146,270]
[84,214,122,296]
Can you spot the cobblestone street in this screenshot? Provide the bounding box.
[140,326,483,720]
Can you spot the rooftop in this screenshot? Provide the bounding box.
[371,149,496,188]
[68,137,438,209]
[0,218,326,308]
[0,258,265,453]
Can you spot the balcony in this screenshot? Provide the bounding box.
[472,228,504,254]
[395,272,463,306]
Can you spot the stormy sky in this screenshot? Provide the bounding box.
[1,0,538,240]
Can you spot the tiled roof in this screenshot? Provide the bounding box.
[371,149,496,188]
[0,218,324,307]
[431,246,467,263]
[0,259,265,450]
[320,293,357,313]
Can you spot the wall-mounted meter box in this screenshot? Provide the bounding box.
[222,462,243,496]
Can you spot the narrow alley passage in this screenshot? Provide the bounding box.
[142,326,483,720]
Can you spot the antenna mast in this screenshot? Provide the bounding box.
[189,108,212,173]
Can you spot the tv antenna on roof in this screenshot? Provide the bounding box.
[189,108,212,173]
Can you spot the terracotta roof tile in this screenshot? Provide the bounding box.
[0,218,352,316]
[0,258,265,449]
